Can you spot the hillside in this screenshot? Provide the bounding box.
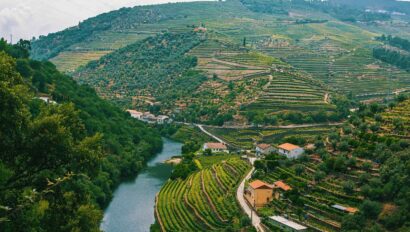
[0,40,162,231]
[31,0,410,125]
[73,32,205,109]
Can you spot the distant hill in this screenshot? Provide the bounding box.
[30,0,410,126]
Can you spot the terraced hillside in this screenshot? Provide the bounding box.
[156,158,251,231]
[381,98,410,137]
[73,32,206,108]
[205,125,335,149]
[246,70,335,114]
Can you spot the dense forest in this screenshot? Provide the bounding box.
[0,39,162,231]
[74,32,206,109]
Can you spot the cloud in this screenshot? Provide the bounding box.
[0,0,215,42]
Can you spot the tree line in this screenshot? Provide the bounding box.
[0,39,162,231]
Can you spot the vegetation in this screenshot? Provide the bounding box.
[373,35,410,71]
[73,32,206,109]
[156,157,252,231]
[0,40,161,231]
[254,97,410,231]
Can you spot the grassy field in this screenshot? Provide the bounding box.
[156,157,251,231]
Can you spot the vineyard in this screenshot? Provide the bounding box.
[381,99,410,137]
[156,158,252,231]
[245,70,335,114]
[255,36,410,101]
[258,160,364,232]
[204,126,335,149]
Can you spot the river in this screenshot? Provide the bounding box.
[101,138,182,232]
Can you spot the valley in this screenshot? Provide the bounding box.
[2,0,410,232]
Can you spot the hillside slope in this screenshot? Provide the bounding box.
[0,40,161,231]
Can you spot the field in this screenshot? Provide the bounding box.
[245,70,335,114]
[380,99,410,137]
[204,126,335,149]
[155,157,252,231]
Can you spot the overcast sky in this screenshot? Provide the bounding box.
[0,0,215,42]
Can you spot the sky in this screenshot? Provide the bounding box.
[0,0,215,42]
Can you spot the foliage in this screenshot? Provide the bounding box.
[73,32,206,109]
[0,42,161,231]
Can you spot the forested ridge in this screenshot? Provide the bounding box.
[0,40,162,231]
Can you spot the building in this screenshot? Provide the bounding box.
[255,143,274,156]
[332,204,359,214]
[194,26,207,33]
[202,143,229,153]
[277,143,305,159]
[157,115,171,124]
[142,112,157,124]
[273,180,292,199]
[245,180,274,208]
[126,110,143,119]
[268,216,308,232]
[36,96,57,105]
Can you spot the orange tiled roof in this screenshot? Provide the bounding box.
[257,143,272,150]
[346,207,359,213]
[205,143,227,150]
[278,143,301,151]
[249,180,273,189]
[274,180,292,191]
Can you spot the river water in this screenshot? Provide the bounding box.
[101,138,182,232]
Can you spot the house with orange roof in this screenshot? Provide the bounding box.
[255,143,273,156]
[273,180,292,199]
[245,180,274,208]
[202,142,229,153]
[277,143,305,159]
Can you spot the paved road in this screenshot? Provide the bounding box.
[236,167,265,232]
[197,124,226,144]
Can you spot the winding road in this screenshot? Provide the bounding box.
[197,124,264,231]
[236,167,265,232]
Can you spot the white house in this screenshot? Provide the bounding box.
[36,97,57,105]
[255,143,274,156]
[268,216,307,232]
[277,143,304,159]
[126,110,143,119]
[157,115,170,124]
[203,143,229,153]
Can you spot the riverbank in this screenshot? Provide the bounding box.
[101,138,182,232]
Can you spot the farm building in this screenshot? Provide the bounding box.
[277,143,305,159]
[245,180,274,208]
[202,143,229,153]
[268,216,308,232]
[255,143,274,156]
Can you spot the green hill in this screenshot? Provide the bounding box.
[0,40,161,231]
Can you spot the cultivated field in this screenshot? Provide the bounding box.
[156,157,251,231]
